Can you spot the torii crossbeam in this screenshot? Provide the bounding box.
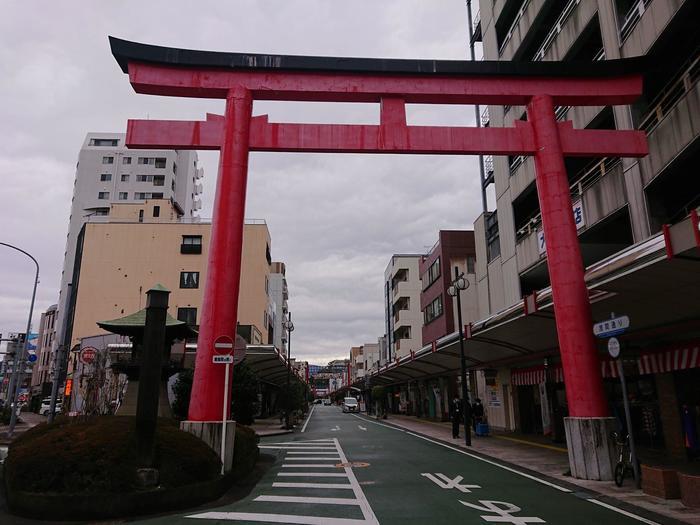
[110,38,647,431]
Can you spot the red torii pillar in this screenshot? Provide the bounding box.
[112,38,647,479]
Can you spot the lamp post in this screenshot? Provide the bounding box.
[1,242,39,438]
[283,313,294,429]
[447,266,471,447]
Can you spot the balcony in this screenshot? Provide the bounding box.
[393,307,413,328]
[619,0,653,43]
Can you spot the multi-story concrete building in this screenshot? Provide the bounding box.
[55,133,203,365]
[269,261,289,353]
[384,255,423,360]
[350,346,364,382]
[64,201,274,352]
[420,231,477,346]
[463,0,700,457]
[30,304,57,396]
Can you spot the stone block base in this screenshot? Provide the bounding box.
[181,420,236,473]
[641,464,680,499]
[679,473,700,508]
[564,417,616,481]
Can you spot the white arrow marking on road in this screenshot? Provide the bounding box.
[331,425,341,431]
[421,473,481,493]
[358,425,367,431]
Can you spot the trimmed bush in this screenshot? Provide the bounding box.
[231,424,260,479]
[5,416,220,494]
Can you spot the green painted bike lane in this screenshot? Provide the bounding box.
[135,405,668,524]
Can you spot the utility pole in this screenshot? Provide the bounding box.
[448,266,471,446]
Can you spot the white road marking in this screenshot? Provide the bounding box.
[260,446,336,450]
[287,451,342,455]
[349,413,571,493]
[284,456,340,461]
[587,499,661,525]
[277,472,349,478]
[331,425,341,431]
[334,437,379,524]
[281,464,338,468]
[272,482,354,490]
[187,512,369,525]
[255,495,361,506]
[301,405,315,433]
[421,472,481,493]
[266,440,334,445]
[358,425,367,431]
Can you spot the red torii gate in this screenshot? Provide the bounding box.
[110,38,647,429]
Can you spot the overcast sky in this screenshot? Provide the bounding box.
[0,0,487,364]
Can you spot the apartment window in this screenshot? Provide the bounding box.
[138,209,144,223]
[173,162,177,174]
[136,175,154,182]
[486,211,501,263]
[422,257,441,290]
[424,295,444,324]
[180,271,200,289]
[94,208,109,216]
[153,175,165,186]
[177,307,197,326]
[265,275,269,294]
[171,180,176,191]
[181,235,203,254]
[467,256,476,274]
[90,138,119,146]
[97,191,110,199]
[100,173,112,182]
[122,157,132,165]
[155,157,166,169]
[153,205,160,218]
[118,192,128,200]
[138,157,151,165]
[102,156,114,164]
[264,311,268,329]
[134,192,164,199]
[121,174,129,182]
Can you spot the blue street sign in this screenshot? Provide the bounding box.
[27,353,38,363]
[593,315,630,338]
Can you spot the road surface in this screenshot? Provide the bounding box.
[141,405,669,524]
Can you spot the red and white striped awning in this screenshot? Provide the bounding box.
[513,341,700,385]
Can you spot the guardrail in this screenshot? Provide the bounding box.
[498,0,531,56]
[532,0,581,61]
[619,0,653,43]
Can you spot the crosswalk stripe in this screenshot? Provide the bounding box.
[261,446,337,450]
[272,482,353,489]
[287,451,341,455]
[255,495,361,505]
[284,456,340,462]
[186,512,368,525]
[277,472,348,478]
[281,464,338,468]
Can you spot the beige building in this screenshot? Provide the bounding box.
[66,200,274,349]
[30,304,57,395]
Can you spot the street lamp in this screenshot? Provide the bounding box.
[283,313,294,429]
[1,242,39,438]
[447,265,471,447]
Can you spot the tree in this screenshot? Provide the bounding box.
[231,361,259,425]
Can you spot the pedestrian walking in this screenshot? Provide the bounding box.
[450,397,462,438]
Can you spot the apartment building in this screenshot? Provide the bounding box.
[269,262,289,353]
[350,346,364,382]
[30,304,57,396]
[383,255,423,361]
[64,200,275,352]
[420,231,477,346]
[55,133,203,369]
[466,0,700,457]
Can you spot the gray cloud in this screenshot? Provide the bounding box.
[0,0,483,363]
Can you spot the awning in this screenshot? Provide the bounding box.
[243,345,307,387]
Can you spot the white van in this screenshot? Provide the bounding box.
[342,397,359,413]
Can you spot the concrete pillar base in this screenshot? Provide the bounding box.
[564,417,616,481]
[180,420,236,473]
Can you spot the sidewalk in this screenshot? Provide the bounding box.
[384,414,700,525]
[0,412,46,446]
[249,415,293,437]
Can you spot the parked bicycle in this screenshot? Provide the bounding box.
[611,430,635,487]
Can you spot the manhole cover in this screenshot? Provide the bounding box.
[335,461,370,468]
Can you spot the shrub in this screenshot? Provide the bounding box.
[171,368,193,420]
[231,424,259,480]
[231,361,259,425]
[4,416,220,494]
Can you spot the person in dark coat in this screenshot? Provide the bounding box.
[450,397,463,438]
[472,398,485,432]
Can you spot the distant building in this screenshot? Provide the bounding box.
[384,254,423,361]
[30,304,57,396]
[269,262,289,352]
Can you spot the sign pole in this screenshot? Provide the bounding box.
[220,360,230,475]
[616,355,641,489]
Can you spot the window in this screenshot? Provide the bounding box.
[137,157,166,168]
[90,138,119,146]
[138,209,144,223]
[134,192,164,199]
[424,295,444,324]
[180,271,200,289]
[153,175,165,186]
[467,256,476,274]
[153,205,160,218]
[121,174,129,182]
[155,157,166,168]
[100,173,111,182]
[136,175,153,182]
[422,257,441,290]
[173,162,177,174]
[265,275,269,294]
[102,156,114,164]
[118,192,128,200]
[177,307,197,326]
[122,157,132,165]
[98,191,110,199]
[263,311,268,329]
[171,180,176,191]
[181,235,203,254]
[94,208,109,216]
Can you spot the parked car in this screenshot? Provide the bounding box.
[39,398,62,416]
[323,398,331,406]
[342,397,359,413]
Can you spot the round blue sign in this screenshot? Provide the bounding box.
[27,353,38,363]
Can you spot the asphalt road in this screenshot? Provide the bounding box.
[141,405,670,524]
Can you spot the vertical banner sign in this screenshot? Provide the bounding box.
[538,200,585,255]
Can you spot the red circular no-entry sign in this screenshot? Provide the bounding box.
[213,335,234,355]
[80,347,97,365]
